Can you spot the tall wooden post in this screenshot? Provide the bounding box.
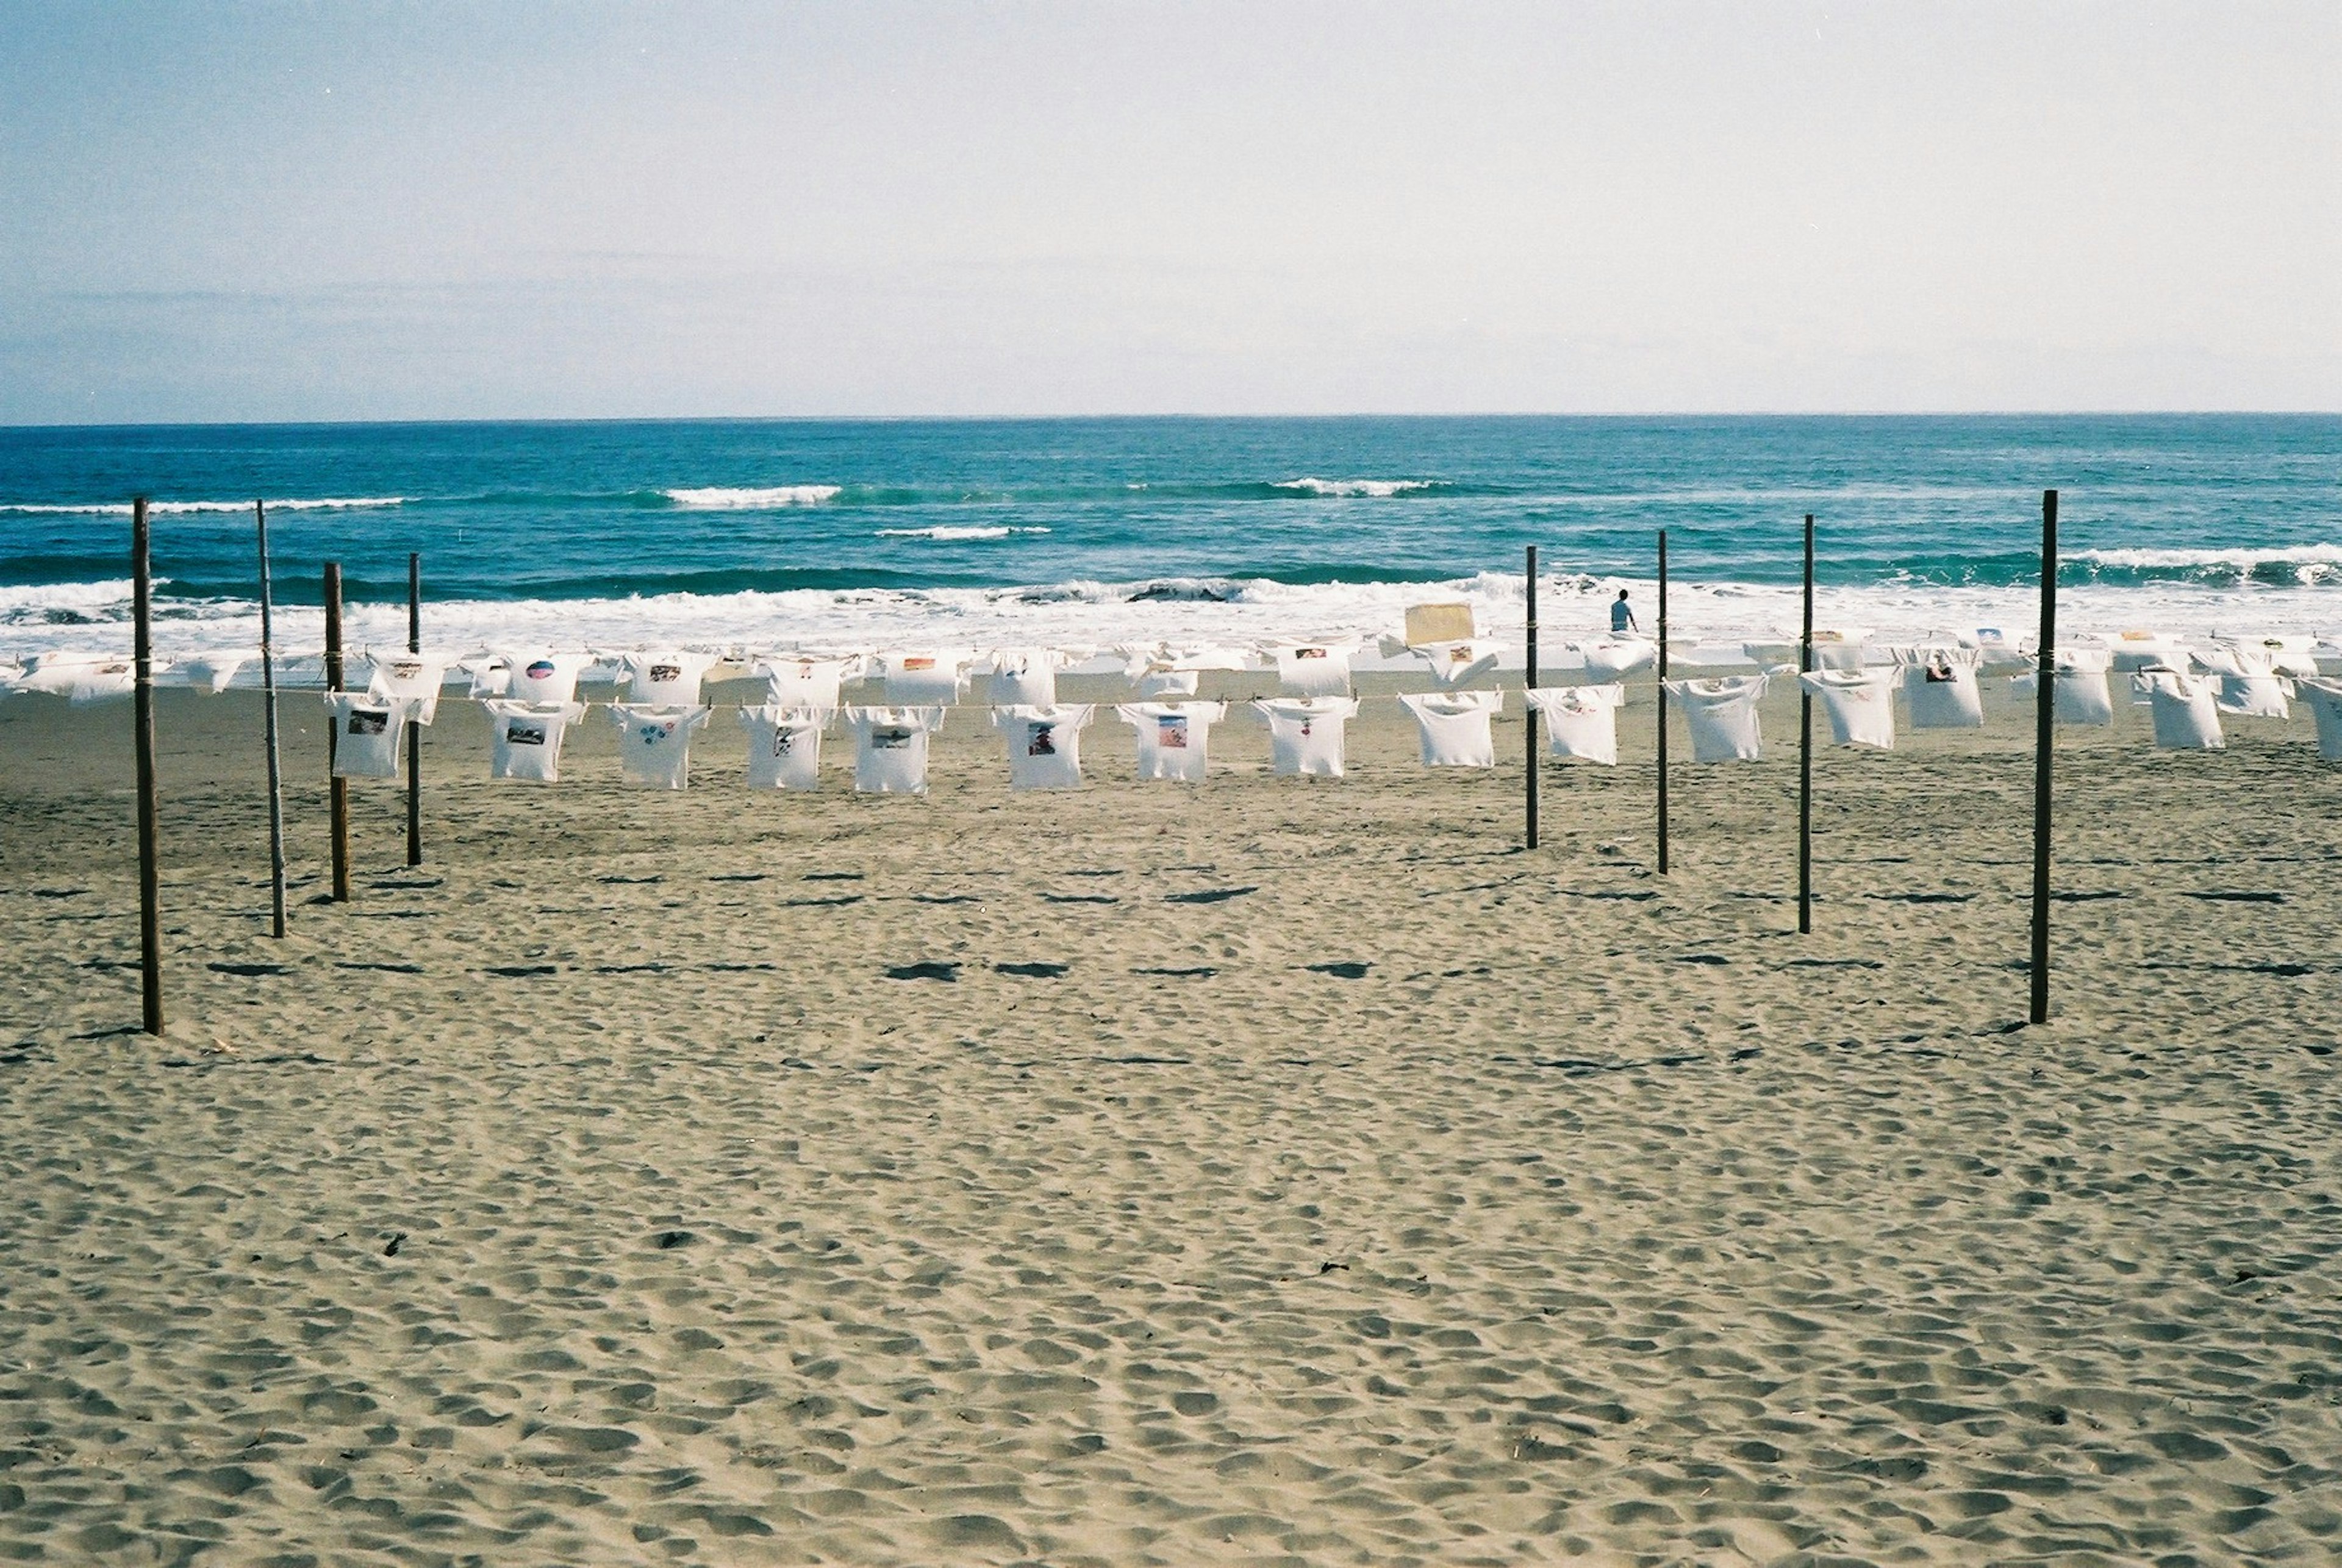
[1798,513,1815,935]
[257,503,288,938]
[1524,543,1539,850]
[132,499,165,1036]
[405,551,423,867]
[2029,489,2058,1025]
[1656,529,1670,876]
[323,562,351,904]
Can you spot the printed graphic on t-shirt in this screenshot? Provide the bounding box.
[773,730,794,756]
[1028,725,1058,756]
[524,659,556,682]
[388,660,422,681]
[347,709,389,736]
[902,657,936,671]
[1158,717,1188,748]
[507,723,546,746]
[873,728,912,749]
[650,664,679,683]
[1295,646,1327,659]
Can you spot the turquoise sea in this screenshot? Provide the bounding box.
[2,415,2336,656]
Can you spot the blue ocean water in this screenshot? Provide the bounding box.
[2,415,2337,654]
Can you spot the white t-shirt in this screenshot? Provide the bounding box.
[757,654,854,711]
[1890,646,1985,729]
[363,652,454,724]
[609,703,713,789]
[617,650,718,706]
[2295,678,2342,762]
[9,654,132,701]
[986,647,1064,707]
[1573,639,1656,682]
[1415,640,1501,688]
[2191,648,2291,719]
[1116,701,1227,782]
[738,704,828,789]
[2013,649,2115,727]
[484,701,589,782]
[1527,684,1625,766]
[2143,673,2225,751]
[993,704,1094,790]
[495,650,595,705]
[177,652,249,693]
[881,650,970,705]
[1273,643,1354,698]
[1399,690,1502,767]
[1253,696,1358,778]
[1798,669,1897,750]
[324,692,420,779]
[844,705,947,793]
[1663,676,1767,763]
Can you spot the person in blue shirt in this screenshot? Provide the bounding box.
[1611,589,1639,634]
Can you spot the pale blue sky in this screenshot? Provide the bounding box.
[3,1,2335,423]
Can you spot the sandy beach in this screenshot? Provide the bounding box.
[5,678,2341,1566]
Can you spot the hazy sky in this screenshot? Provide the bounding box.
[3,1,2336,423]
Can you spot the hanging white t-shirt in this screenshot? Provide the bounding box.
[495,650,595,705]
[1663,676,1768,763]
[1890,646,1985,729]
[363,652,454,724]
[484,701,589,782]
[2141,672,2225,750]
[986,647,1065,707]
[1253,697,1358,777]
[737,704,828,789]
[1573,639,1656,682]
[324,692,421,779]
[2295,678,2342,762]
[617,650,718,706]
[2012,649,2116,727]
[1115,701,1227,782]
[880,650,970,705]
[757,654,854,711]
[993,704,1094,790]
[1414,640,1501,688]
[1273,643,1354,698]
[1399,690,1502,767]
[1798,668,1897,750]
[8,654,124,700]
[609,703,712,789]
[1527,684,1625,766]
[844,706,947,793]
[177,652,249,693]
[2191,648,2291,719]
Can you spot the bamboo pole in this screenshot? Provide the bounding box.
[257,503,287,938]
[1798,513,1815,934]
[406,551,423,867]
[323,562,351,904]
[132,499,165,1036]
[1524,543,1539,851]
[2029,489,2058,1025]
[1656,529,1670,875]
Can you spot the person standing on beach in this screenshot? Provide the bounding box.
[1611,589,1639,634]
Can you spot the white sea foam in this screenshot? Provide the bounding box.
[1273,478,1436,498]
[8,569,2334,672]
[662,485,842,509]
[873,526,1051,541]
[2072,544,2342,582]
[0,497,406,515]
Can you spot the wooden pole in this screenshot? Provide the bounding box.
[1656,529,1670,876]
[405,551,423,867]
[257,503,288,938]
[1524,543,1539,851]
[2029,489,2058,1025]
[1798,513,1815,935]
[324,562,351,904]
[132,499,165,1037]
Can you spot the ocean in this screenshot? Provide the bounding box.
[2,415,2337,661]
